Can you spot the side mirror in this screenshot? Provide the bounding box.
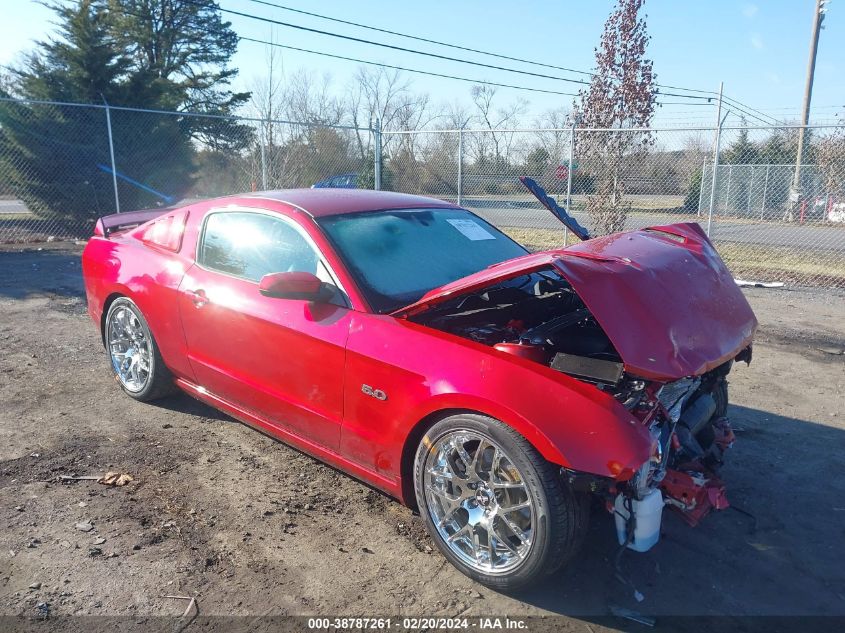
[259,271,331,301]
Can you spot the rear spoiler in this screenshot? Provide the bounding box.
[93,208,170,238]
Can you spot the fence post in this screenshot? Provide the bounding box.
[104,103,120,213]
[724,164,732,212]
[696,159,706,217]
[374,117,382,191]
[260,116,268,190]
[706,82,724,236]
[760,164,770,219]
[746,166,755,216]
[457,126,463,206]
[563,121,577,247]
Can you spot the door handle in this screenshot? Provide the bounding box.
[188,289,208,308]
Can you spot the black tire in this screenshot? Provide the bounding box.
[413,413,588,591]
[712,376,729,418]
[104,297,176,402]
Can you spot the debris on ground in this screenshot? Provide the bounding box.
[734,278,785,288]
[163,595,198,633]
[74,521,94,532]
[98,471,134,486]
[59,472,135,486]
[608,605,656,627]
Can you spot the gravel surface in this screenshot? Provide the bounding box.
[0,243,843,630]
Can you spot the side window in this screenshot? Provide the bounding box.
[199,212,319,282]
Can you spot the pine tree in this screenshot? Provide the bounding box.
[0,0,132,221]
[0,0,252,223]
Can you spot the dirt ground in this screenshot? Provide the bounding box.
[1,243,844,631]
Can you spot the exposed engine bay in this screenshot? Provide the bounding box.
[412,267,752,550]
[411,270,622,373]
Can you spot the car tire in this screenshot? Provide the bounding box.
[712,376,729,418]
[413,413,588,591]
[104,297,176,402]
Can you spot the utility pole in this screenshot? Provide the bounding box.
[102,97,120,214]
[706,82,725,237]
[788,0,828,221]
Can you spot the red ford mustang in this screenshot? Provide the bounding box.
[81,189,756,590]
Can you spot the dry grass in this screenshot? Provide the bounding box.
[501,225,845,287]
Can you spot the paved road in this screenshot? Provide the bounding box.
[0,199,29,215]
[469,204,845,253]
[2,196,843,253]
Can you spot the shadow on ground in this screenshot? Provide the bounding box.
[0,247,85,300]
[500,403,845,623]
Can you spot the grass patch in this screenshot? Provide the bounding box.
[501,226,845,288]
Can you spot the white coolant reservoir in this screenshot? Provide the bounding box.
[614,488,664,552]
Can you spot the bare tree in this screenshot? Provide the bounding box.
[249,33,285,144]
[533,107,573,169]
[247,35,288,188]
[576,0,657,234]
[468,85,526,168]
[816,123,845,202]
[346,66,433,159]
[285,69,345,125]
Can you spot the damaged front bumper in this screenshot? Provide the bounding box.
[563,354,746,553]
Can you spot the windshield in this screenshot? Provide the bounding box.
[317,208,527,313]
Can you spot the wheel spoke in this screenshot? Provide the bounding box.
[492,521,520,555]
[469,439,490,479]
[427,466,454,480]
[485,527,495,565]
[452,438,474,476]
[470,525,481,563]
[500,500,531,513]
[435,506,461,530]
[491,480,525,490]
[446,523,471,544]
[426,483,460,506]
[500,515,530,546]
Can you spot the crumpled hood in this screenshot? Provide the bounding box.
[394,222,757,382]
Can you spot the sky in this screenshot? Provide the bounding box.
[0,0,843,127]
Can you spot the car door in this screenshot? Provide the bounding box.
[178,209,351,449]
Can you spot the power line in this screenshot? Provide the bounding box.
[241,0,592,78]
[239,0,718,98]
[208,2,590,87]
[209,0,713,100]
[721,96,789,126]
[722,95,781,125]
[238,36,719,107]
[238,37,581,97]
[722,104,779,127]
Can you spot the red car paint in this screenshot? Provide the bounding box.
[81,190,754,506]
[396,222,757,382]
[661,468,730,527]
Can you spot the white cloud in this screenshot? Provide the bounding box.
[742,3,759,18]
[751,33,764,50]
[766,72,781,85]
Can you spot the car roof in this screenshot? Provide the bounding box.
[240,189,460,218]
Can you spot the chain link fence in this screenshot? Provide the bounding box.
[382,125,845,288]
[1,97,843,287]
[0,97,373,243]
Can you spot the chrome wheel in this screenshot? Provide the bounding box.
[423,430,535,575]
[107,305,152,393]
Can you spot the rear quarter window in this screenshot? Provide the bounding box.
[137,211,188,252]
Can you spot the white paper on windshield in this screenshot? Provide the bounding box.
[446,218,496,241]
